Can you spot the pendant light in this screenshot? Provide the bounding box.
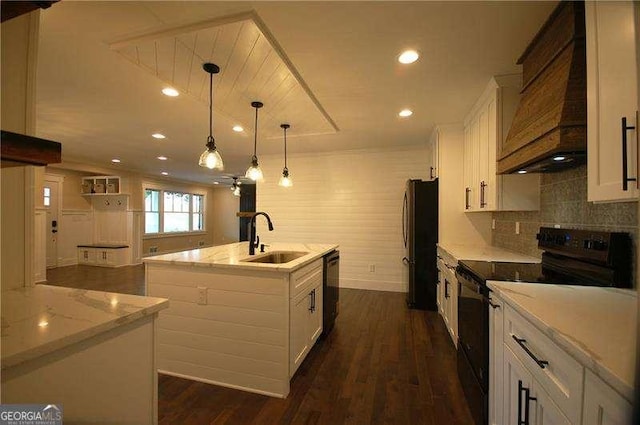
[245,101,264,181]
[198,63,224,170]
[278,124,293,187]
[230,177,241,197]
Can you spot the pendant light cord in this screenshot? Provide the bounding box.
[284,126,288,168]
[253,106,258,159]
[209,71,213,141]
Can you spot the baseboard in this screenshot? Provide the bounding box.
[157,370,286,399]
[58,258,77,267]
[339,278,406,293]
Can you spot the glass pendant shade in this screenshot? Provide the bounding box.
[198,137,223,170]
[198,63,223,170]
[230,178,241,196]
[245,157,264,181]
[232,185,241,197]
[246,101,264,181]
[278,169,293,187]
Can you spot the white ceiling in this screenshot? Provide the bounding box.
[35,1,556,185]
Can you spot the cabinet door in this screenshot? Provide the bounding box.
[583,369,633,425]
[290,289,312,377]
[533,383,572,425]
[463,125,477,211]
[503,346,533,425]
[478,103,491,210]
[308,283,323,344]
[586,1,639,202]
[489,295,504,425]
[436,266,444,315]
[428,128,439,180]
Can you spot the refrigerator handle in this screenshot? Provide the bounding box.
[402,257,410,265]
[402,192,408,248]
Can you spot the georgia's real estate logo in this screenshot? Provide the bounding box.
[0,404,63,425]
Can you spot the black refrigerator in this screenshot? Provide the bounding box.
[402,179,438,310]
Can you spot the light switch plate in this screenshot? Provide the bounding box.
[197,286,207,305]
[515,222,520,235]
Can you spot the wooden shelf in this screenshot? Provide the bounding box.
[1,130,61,166]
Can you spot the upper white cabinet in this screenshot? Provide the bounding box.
[81,176,123,195]
[463,76,540,212]
[586,1,639,202]
[427,127,440,180]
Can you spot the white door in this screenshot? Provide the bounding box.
[44,179,60,268]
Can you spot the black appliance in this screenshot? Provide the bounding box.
[402,179,438,310]
[455,227,631,425]
[322,250,339,337]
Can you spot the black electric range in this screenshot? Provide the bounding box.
[455,227,632,425]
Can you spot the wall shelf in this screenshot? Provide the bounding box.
[81,176,123,195]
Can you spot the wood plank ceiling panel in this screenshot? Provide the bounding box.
[113,16,337,142]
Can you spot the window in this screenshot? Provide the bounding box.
[43,187,51,207]
[144,188,205,235]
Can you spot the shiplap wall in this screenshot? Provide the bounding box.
[256,146,429,292]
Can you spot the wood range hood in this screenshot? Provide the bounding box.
[498,1,586,174]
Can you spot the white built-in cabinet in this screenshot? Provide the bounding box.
[586,1,639,202]
[492,295,633,425]
[427,128,439,180]
[81,176,122,195]
[78,246,129,267]
[436,246,458,346]
[289,259,323,377]
[463,75,540,212]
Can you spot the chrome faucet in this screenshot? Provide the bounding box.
[249,212,274,255]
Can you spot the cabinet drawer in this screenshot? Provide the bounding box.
[504,304,583,424]
[290,259,322,298]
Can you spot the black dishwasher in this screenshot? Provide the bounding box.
[322,250,339,337]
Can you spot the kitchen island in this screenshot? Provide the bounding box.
[1,285,168,424]
[144,242,338,398]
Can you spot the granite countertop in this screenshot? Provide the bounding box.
[437,243,540,263]
[1,285,169,369]
[143,242,338,272]
[487,281,637,402]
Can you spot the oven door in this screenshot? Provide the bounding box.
[456,270,489,392]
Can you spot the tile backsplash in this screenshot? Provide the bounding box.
[492,165,638,259]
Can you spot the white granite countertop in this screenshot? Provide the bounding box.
[488,281,637,402]
[437,243,540,263]
[144,242,338,272]
[1,285,169,369]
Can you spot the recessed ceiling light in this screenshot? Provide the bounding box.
[517,170,527,174]
[213,181,219,185]
[161,171,169,176]
[162,87,179,97]
[399,109,413,117]
[152,133,166,139]
[111,158,121,163]
[553,156,566,161]
[157,156,167,161]
[398,50,419,64]
[233,125,244,132]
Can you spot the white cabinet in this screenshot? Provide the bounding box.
[289,259,323,377]
[81,176,122,195]
[488,292,504,425]
[427,127,440,180]
[583,369,633,425]
[463,76,540,212]
[77,245,129,267]
[436,247,458,346]
[586,1,639,202]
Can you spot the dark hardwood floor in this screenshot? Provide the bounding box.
[45,265,473,425]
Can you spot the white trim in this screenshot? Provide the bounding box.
[157,370,286,399]
[24,167,35,287]
[142,244,211,257]
[339,278,405,293]
[61,209,93,214]
[143,231,206,240]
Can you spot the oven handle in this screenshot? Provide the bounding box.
[512,335,549,369]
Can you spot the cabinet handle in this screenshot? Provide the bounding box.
[309,290,314,312]
[622,116,637,191]
[430,166,434,179]
[465,187,470,210]
[487,298,500,309]
[512,335,549,369]
[518,380,536,425]
[444,280,449,299]
[636,111,639,190]
[480,181,487,208]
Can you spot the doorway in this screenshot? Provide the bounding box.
[44,175,62,268]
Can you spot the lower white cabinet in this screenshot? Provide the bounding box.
[504,345,571,425]
[492,293,633,425]
[583,369,633,425]
[289,259,323,377]
[436,248,459,346]
[78,246,129,267]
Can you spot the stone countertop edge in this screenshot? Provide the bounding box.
[143,242,339,272]
[487,281,636,402]
[437,243,541,263]
[1,286,169,370]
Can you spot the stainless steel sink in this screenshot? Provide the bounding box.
[241,251,309,264]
